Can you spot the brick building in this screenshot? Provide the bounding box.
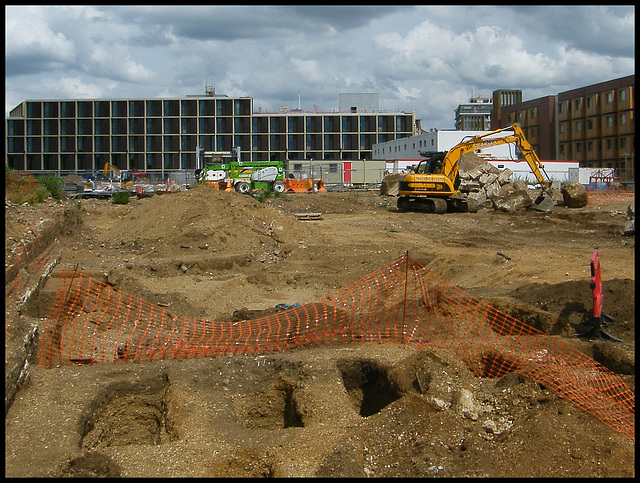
[492,75,635,183]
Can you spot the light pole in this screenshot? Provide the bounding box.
[622,152,629,184]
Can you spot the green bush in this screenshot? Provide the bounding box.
[253,190,284,203]
[25,185,51,204]
[36,176,66,200]
[111,191,131,205]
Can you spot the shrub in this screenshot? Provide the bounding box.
[111,191,131,205]
[5,169,70,204]
[36,176,66,200]
[253,190,284,203]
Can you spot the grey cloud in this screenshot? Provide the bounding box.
[483,64,504,79]
[98,6,412,42]
[509,6,634,58]
[5,58,69,77]
[287,6,412,30]
[99,6,308,42]
[4,5,634,129]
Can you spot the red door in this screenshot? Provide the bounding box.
[343,162,351,183]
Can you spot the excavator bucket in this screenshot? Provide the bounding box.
[531,190,555,212]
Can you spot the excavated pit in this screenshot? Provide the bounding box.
[58,451,122,478]
[80,374,176,449]
[232,377,305,430]
[480,352,520,379]
[337,358,402,417]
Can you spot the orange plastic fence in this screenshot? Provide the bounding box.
[587,187,635,206]
[38,255,634,441]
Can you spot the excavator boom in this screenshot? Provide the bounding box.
[103,162,120,176]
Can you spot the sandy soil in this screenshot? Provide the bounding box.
[4,185,635,477]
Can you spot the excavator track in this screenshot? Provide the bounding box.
[447,197,479,213]
[398,196,479,213]
[397,197,448,213]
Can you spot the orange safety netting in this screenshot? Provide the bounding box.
[38,254,634,441]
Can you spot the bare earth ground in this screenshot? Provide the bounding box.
[5,186,635,477]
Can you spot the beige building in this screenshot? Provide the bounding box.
[5,90,415,177]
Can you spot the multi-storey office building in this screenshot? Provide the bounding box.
[5,93,415,177]
[491,75,635,182]
[454,96,493,131]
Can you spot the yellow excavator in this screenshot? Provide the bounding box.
[103,162,121,179]
[396,123,556,213]
[103,162,135,188]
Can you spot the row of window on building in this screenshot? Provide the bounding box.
[7,133,409,155]
[559,88,627,113]
[7,115,411,137]
[23,98,253,119]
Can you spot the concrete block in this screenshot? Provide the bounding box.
[497,168,513,184]
[479,173,498,186]
[493,189,533,212]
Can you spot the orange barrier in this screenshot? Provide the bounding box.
[204,180,232,191]
[204,178,326,193]
[37,254,634,441]
[285,178,326,193]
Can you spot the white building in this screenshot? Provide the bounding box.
[373,129,518,162]
[487,159,579,184]
[374,129,518,173]
[374,129,580,184]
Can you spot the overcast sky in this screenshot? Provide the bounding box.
[5,5,635,129]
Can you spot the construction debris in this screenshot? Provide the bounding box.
[457,153,550,212]
[561,181,589,208]
[623,204,635,236]
[294,212,323,221]
[379,173,401,196]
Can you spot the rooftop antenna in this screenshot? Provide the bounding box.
[298,92,301,110]
[205,79,215,96]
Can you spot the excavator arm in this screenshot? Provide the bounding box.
[439,124,552,191]
[507,124,553,191]
[103,162,120,177]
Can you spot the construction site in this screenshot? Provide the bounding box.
[4,152,635,477]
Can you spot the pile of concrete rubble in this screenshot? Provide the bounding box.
[457,153,561,212]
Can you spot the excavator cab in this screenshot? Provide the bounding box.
[416,152,446,175]
[425,152,446,174]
